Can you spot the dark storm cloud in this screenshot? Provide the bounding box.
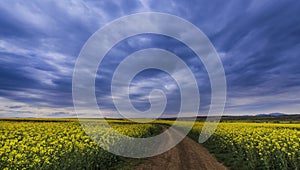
[48,111,76,117]
[0,0,299,116]
[7,105,23,109]
[217,1,300,98]
[95,34,211,115]
[0,1,145,111]
[0,50,73,107]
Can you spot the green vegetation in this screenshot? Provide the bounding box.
[189,122,300,170]
[1,117,299,169]
[0,118,161,169]
[153,118,300,169]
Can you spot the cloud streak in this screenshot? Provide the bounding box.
[0,0,299,117]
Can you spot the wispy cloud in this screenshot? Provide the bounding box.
[0,0,299,117]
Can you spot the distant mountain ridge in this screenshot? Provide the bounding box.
[256,112,286,117]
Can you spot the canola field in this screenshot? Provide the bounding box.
[0,118,299,169]
[190,122,300,169]
[0,119,161,169]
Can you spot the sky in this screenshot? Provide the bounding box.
[0,0,300,117]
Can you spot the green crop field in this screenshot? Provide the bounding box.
[189,122,300,170]
[0,118,161,169]
[0,118,300,169]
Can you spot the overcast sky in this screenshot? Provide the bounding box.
[0,0,300,117]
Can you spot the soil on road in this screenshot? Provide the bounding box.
[135,128,228,170]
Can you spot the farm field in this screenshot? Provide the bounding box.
[0,118,299,169]
[189,122,300,170]
[0,118,161,169]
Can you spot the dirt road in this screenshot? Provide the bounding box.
[135,128,228,170]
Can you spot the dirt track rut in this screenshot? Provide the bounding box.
[135,128,227,170]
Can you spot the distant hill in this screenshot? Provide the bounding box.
[256,112,286,117]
